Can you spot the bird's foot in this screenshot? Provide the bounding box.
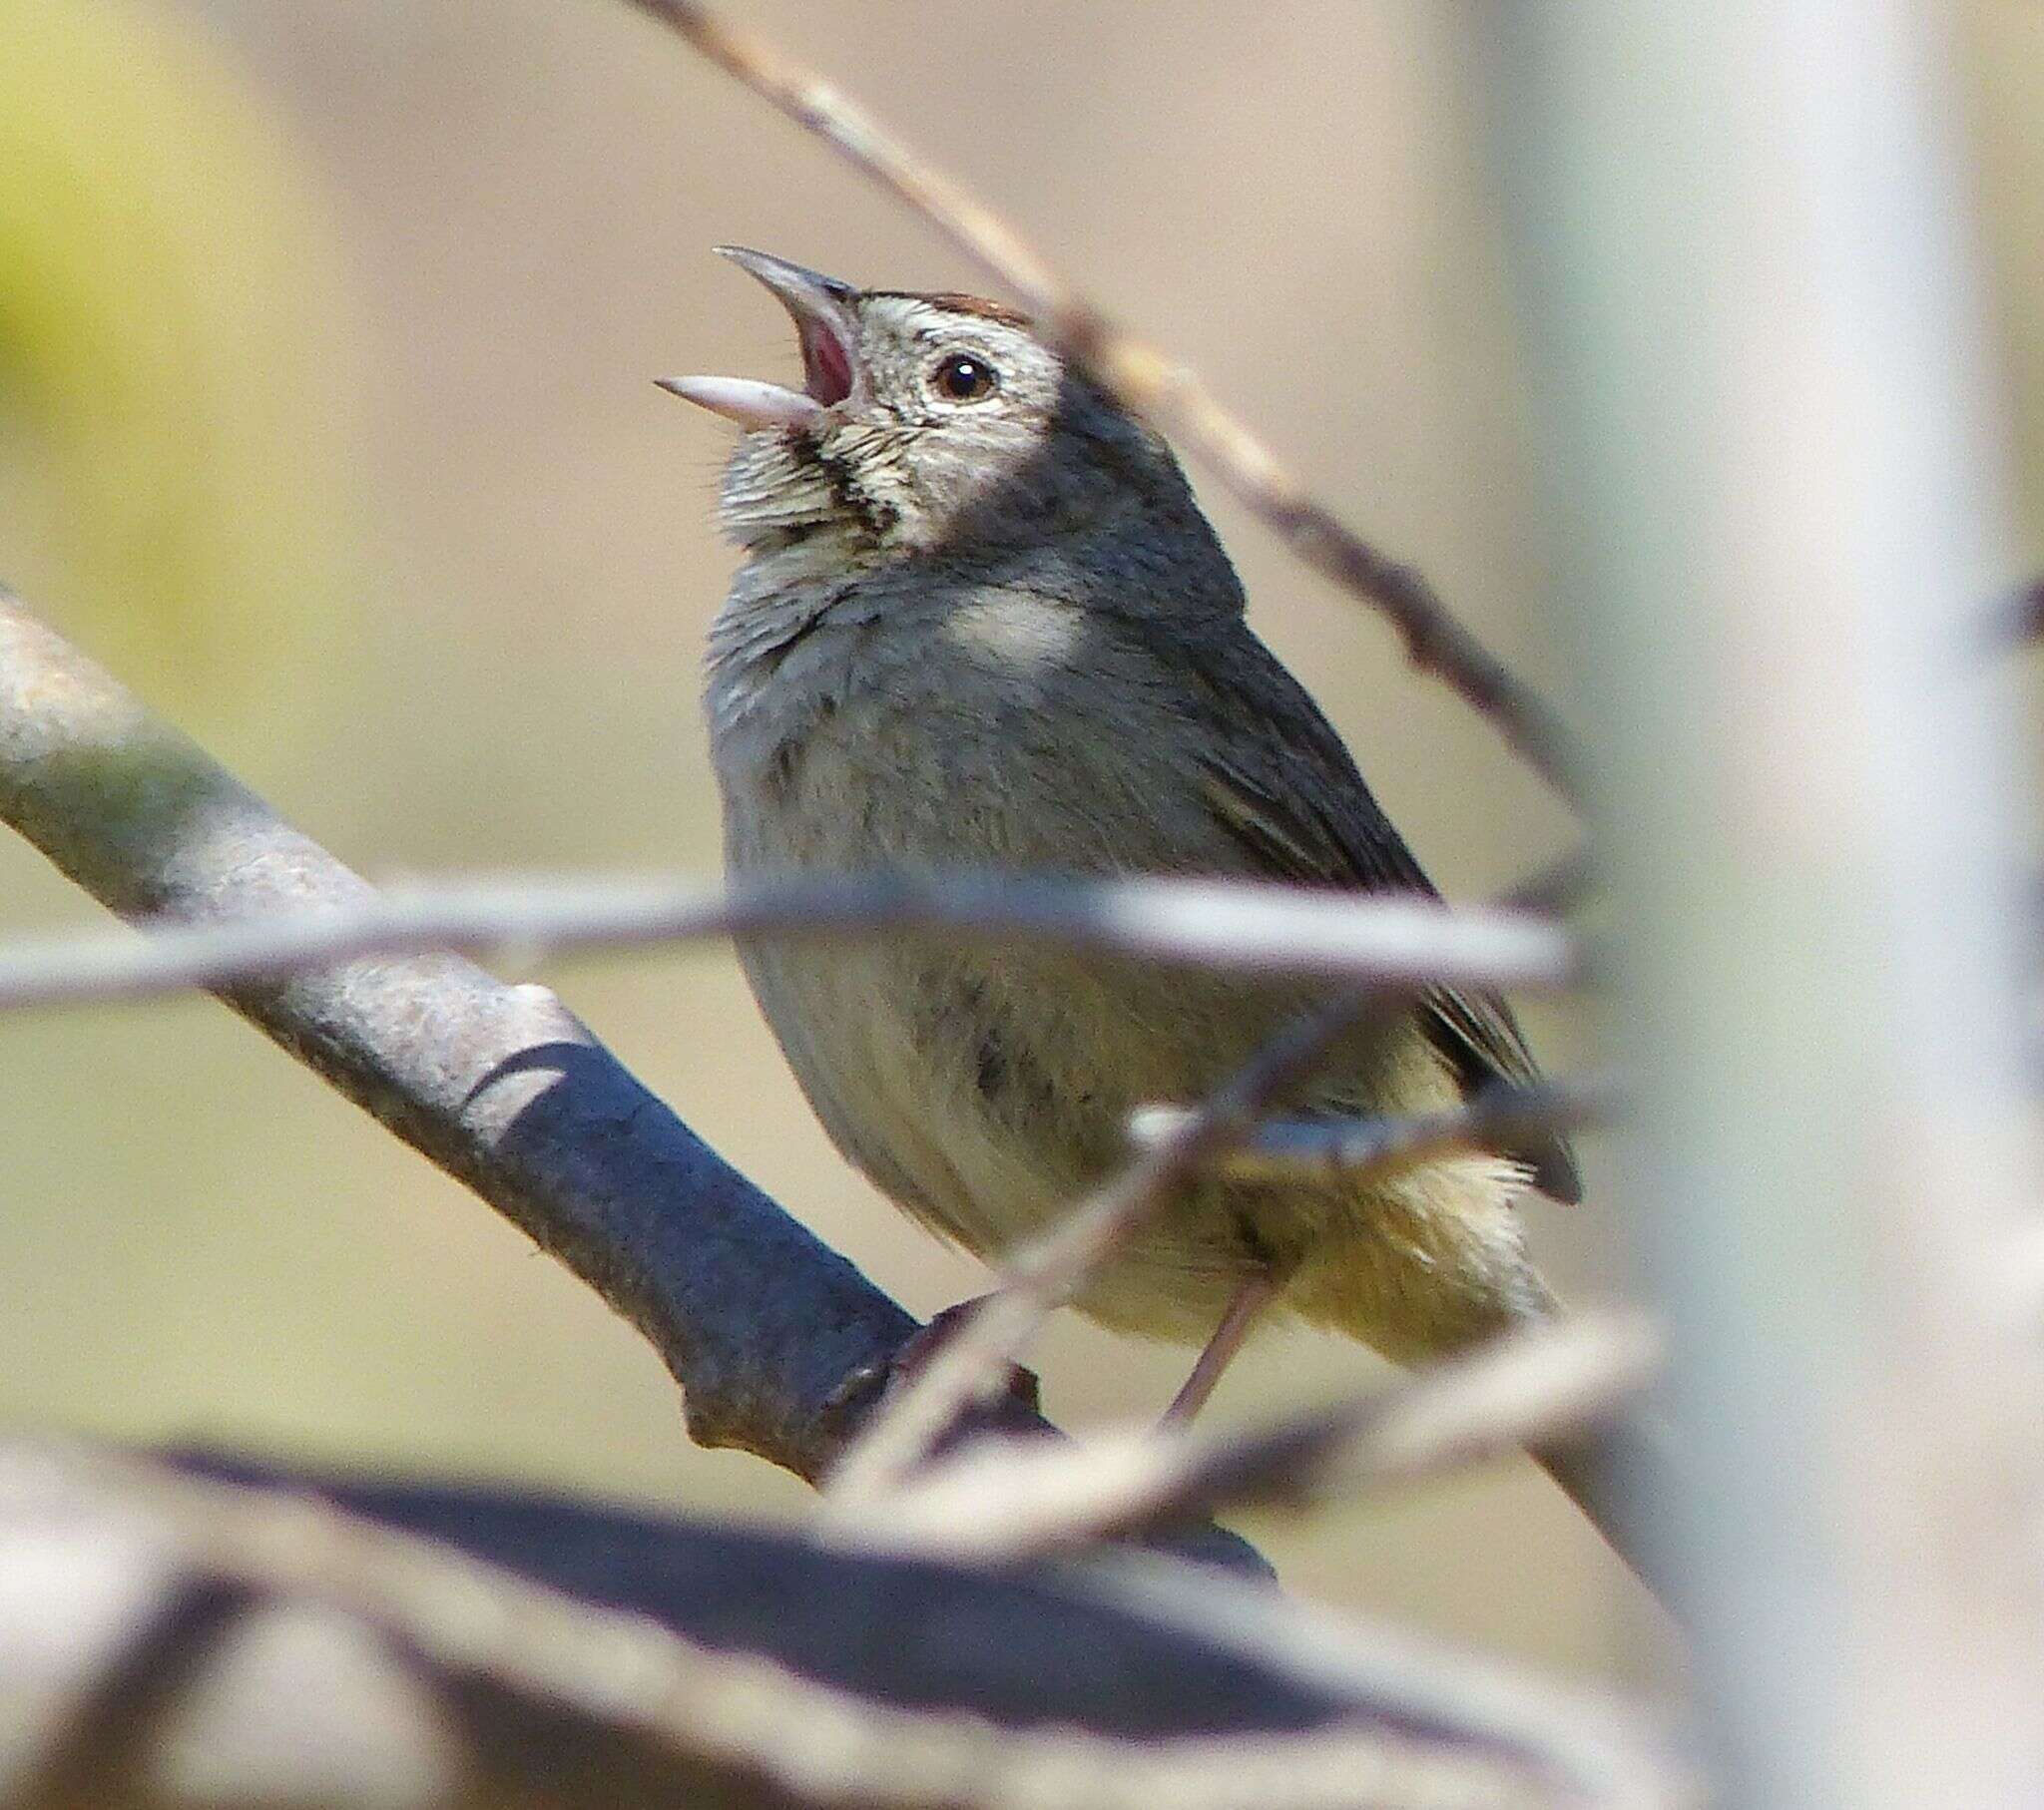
[822,1294,1043,1452]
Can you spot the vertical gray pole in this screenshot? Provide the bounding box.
[1493,6,2044,1804]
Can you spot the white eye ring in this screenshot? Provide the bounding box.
[931,352,999,403]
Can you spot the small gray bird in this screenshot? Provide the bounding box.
[663,247,1580,1435]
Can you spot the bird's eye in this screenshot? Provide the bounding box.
[932,352,999,403]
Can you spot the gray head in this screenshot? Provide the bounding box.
[661,247,1210,569]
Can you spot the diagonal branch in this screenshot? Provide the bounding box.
[623,0,1581,797]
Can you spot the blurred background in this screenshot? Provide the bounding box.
[1,0,2037,1688]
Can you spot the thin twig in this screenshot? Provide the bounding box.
[1128,1075,1618,1184]
[832,1312,1660,1563]
[825,995,1392,1504]
[0,872,1574,1014]
[624,0,1581,797]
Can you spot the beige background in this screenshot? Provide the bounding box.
[4,0,2040,1687]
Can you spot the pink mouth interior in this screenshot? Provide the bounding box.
[798,318,856,406]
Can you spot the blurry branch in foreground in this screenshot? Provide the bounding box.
[0,1440,1690,1809]
[830,1311,1659,1564]
[621,0,1582,799]
[1501,4,2044,1802]
[0,872,1573,1014]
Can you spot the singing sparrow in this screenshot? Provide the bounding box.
[663,247,1578,1428]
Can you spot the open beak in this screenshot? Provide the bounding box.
[658,245,863,432]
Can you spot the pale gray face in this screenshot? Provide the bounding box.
[663,249,1180,563]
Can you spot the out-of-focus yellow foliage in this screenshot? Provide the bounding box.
[0,0,354,724]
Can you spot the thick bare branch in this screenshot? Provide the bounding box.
[0,592,1260,1571]
[833,1312,1660,1564]
[622,0,1580,796]
[0,871,1574,1014]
